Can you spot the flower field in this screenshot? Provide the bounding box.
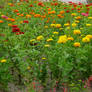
[0,0,92,92]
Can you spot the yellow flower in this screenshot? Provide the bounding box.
[8,23,12,26]
[59,28,63,30]
[64,23,70,26]
[53,32,59,34]
[44,44,50,47]
[42,57,46,60]
[20,21,23,24]
[37,35,44,41]
[86,24,91,27]
[66,27,70,29]
[55,24,61,28]
[74,42,80,47]
[44,26,48,28]
[57,35,67,43]
[51,24,55,27]
[86,35,92,39]
[88,17,92,19]
[71,13,76,16]
[75,20,79,23]
[26,14,31,18]
[82,37,90,43]
[1,59,6,63]
[27,66,31,70]
[68,37,74,41]
[75,16,81,20]
[47,38,53,42]
[73,30,81,35]
[30,39,36,42]
[72,23,77,27]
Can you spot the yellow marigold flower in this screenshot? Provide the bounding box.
[88,17,92,19]
[72,23,77,27]
[51,24,56,27]
[55,24,61,28]
[53,32,59,34]
[74,42,80,47]
[47,38,53,42]
[44,44,50,47]
[1,59,6,63]
[66,27,70,29]
[20,21,23,24]
[44,26,48,28]
[57,35,67,43]
[8,23,12,26]
[86,24,91,27]
[59,28,63,30]
[82,37,90,43]
[30,39,36,42]
[75,16,81,20]
[75,20,79,23]
[68,37,74,41]
[37,35,44,41]
[71,13,76,16]
[27,66,31,70]
[64,23,70,26]
[86,35,92,39]
[73,30,81,35]
[42,57,46,60]
[26,14,31,18]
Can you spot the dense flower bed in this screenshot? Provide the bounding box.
[0,0,92,91]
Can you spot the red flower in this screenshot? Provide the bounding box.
[66,10,70,13]
[23,20,29,23]
[54,3,58,6]
[12,25,18,28]
[64,7,67,9]
[16,32,24,35]
[12,28,20,32]
[29,4,33,7]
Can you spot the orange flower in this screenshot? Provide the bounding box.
[13,9,19,13]
[48,8,51,11]
[60,11,65,14]
[51,11,56,14]
[11,19,15,22]
[34,14,41,18]
[20,14,24,17]
[26,14,31,18]
[57,14,64,18]
[0,20,4,23]
[17,13,20,16]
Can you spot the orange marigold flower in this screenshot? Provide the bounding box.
[60,11,65,14]
[0,20,4,23]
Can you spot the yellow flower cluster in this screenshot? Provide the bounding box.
[50,24,61,28]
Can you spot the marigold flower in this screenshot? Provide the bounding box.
[55,24,61,28]
[51,24,56,27]
[44,44,50,47]
[71,13,76,16]
[68,37,74,41]
[37,35,44,41]
[57,35,67,43]
[64,23,70,26]
[86,35,92,39]
[0,20,4,23]
[86,24,91,27]
[74,42,80,47]
[60,11,65,14]
[44,26,48,28]
[1,59,6,63]
[75,16,81,20]
[73,30,81,35]
[72,23,77,27]
[82,37,90,43]
[88,17,92,19]
[47,38,53,42]
[53,32,59,34]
